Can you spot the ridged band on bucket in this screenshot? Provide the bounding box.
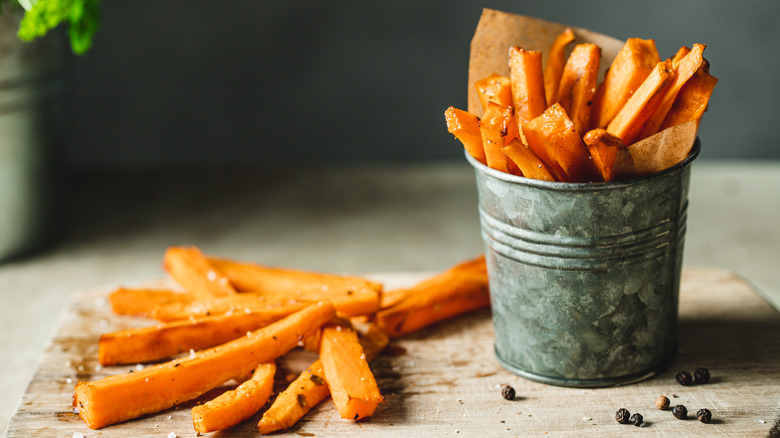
[467,141,699,387]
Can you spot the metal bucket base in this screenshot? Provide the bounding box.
[494,343,677,388]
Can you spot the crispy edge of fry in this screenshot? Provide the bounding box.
[474,73,513,110]
[257,324,388,434]
[606,60,673,146]
[590,38,660,130]
[445,106,486,164]
[671,45,692,67]
[556,43,601,136]
[108,288,193,318]
[319,323,384,421]
[163,246,236,299]
[500,138,557,182]
[639,44,705,140]
[191,362,276,433]
[74,301,335,430]
[544,27,575,105]
[660,58,718,130]
[479,101,520,175]
[508,47,547,127]
[375,255,490,338]
[583,128,626,182]
[98,304,303,365]
[523,103,601,183]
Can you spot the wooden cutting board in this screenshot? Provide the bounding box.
[5,268,780,437]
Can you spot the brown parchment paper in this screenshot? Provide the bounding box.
[467,9,699,179]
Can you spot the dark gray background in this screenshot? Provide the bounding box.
[62,0,779,168]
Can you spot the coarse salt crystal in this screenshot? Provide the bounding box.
[582,417,591,421]
[72,407,79,414]
[189,349,196,358]
[207,270,217,281]
[73,432,84,438]
[66,378,73,384]
[168,432,177,438]
[135,364,144,371]
[756,419,766,424]
[244,308,251,314]
[94,364,102,372]
[219,277,229,286]
[78,365,84,371]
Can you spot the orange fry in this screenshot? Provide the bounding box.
[479,101,520,174]
[375,255,489,338]
[108,288,193,317]
[474,73,513,110]
[544,27,575,105]
[639,43,705,139]
[661,58,718,129]
[501,138,557,181]
[556,43,601,136]
[591,38,660,129]
[191,362,276,433]
[445,106,486,164]
[606,60,673,145]
[523,104,602,182]
[320,323,384,421]
[508,47,547,127]
[583,128,627,182]
[98,304,305,365]
[163,246,236,299]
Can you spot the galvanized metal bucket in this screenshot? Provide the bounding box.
[467,141,700,387]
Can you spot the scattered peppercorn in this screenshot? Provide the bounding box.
[630,413,643,426]
[676,371,693,386]
[672,404,688,420]
[501,385,516,400]
[696,408,712,423]
[655,395,670,410]
[615,408,631,424]
[694,368,711,384]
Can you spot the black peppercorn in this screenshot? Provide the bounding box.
[630,413,643,426]
[615,408,631,424]
[672,404,688,420]
[696,408,712,423]
[676,371,693,386]
[501,385,515,400]
[694,368,711,384]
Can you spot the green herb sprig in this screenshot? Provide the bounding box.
[16,0,100,55]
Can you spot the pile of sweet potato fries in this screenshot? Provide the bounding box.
[73,246,489,433]
[447,29,717,182]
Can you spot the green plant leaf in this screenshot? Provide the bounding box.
[17,0,100,55]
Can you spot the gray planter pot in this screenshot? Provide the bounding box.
[0,9,65,261]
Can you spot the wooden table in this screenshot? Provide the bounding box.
[5,267,780,437]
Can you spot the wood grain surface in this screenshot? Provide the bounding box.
[5,268,780,437]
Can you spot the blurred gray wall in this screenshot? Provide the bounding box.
[63,0,780,168]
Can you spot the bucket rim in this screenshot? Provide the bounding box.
[465,138,700,190]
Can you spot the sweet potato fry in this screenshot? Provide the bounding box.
[661,58,718,129]
[319,323,384,421]
[474,73,513,110]
[523,104,602,182]
[556,43,601,136]
[98,304,307,365]
[583,128,627,182]
[149,297,308,322]
[375,255,490,338]
[479,101,520,174]
[544,27,575,105]
[639,43,705,139]
[257,324,388,434]
[606,60,673,145]
[501,138,557,181]
[508,47,547,127]
[74,301,335,429]
[108,288,193,318]
[191,362,276,433]
[208,257,382,317]
[671,45,691,67]
[445,106,486,165]
[163,246,236,299]
[591,38,660,129]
